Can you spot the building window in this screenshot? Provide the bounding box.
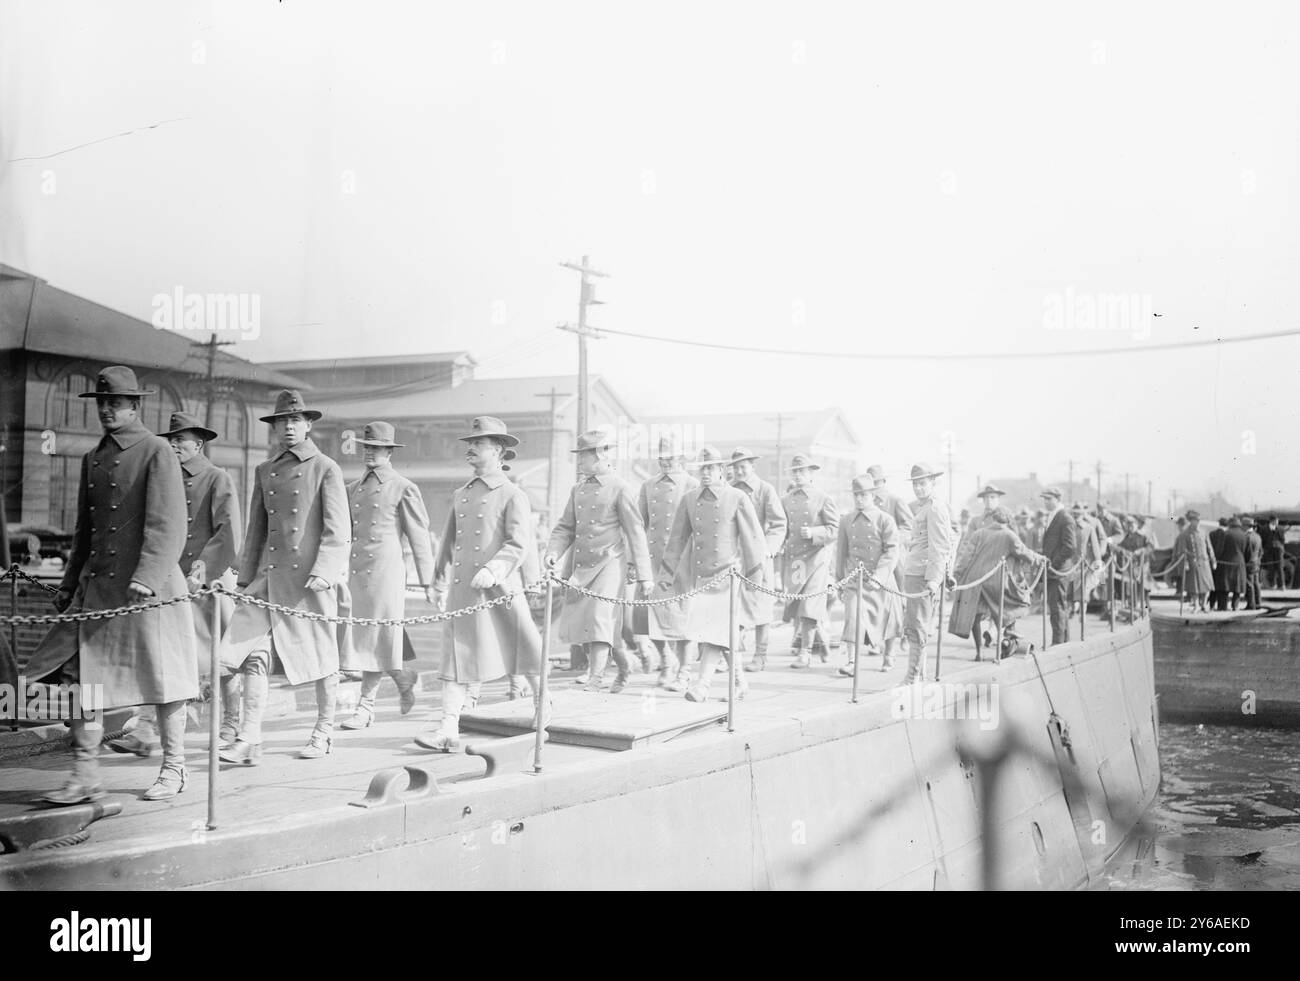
[46,372,98,434]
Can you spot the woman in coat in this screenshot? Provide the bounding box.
[948,506,1043,658]
[340,422,437,730]
[417,417,543,752]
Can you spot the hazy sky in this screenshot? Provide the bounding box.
[3,0,1297,511]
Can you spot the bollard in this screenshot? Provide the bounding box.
[851,566,863,704]
[207,586,221,831]
[727,569,737,733]
[535,575,553,773]
[935,578,945,681]
[996,561,1006,661]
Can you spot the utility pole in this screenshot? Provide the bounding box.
[1094,460,1103,508]
[191,333,235,430]
[557,255,609,441]
[535,386,572,525]
[1147,480,1153,516]
[1066,459,1075,505]
[945,435,956,514]
[1123,472,1132,513]
[765,412,792,483]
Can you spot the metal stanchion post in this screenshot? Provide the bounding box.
[852,566,863,704]
[1078,561,1086,641]
[9,566,18,670]
[727,570,737,733]
[535,575,553,773]
[207,586,221,831]
[1108,557,1115,632]
[1041,563,1049,650]
[996,561,1006,661]
[935,579,945,681]
[1179,569,1185,616]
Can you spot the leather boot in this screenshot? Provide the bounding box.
[218,673,241,747]
[903,638,927,684]
[686,644,720,702]
[585,645,610,692]
[107,705,159,757]
[610,645,632,693]
[341,671,381,730]
[416,681,466,752]
[143,700,188,801]
[300,673,337,758]
[221,655,268,765]
[42,716,105,806]
[393,668,418,715]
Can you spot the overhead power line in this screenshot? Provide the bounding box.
[584,325,1300,361]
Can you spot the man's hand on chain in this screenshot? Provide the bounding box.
[636,580,653,600]
[470,568,497,590]
[306,575,329,592]
[127,580,154,603]
[53,589,73,613]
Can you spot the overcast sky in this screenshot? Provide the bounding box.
[2,0,1297,511]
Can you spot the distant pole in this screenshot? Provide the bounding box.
[946,438,955,514]
[1147,481,1153,516]
[1124,473,1131,513]
[1067,460,1075,504]
[1094,460,1103,508]
[192,333,235,431]
[558,256,609,444]
[766,412,790,480]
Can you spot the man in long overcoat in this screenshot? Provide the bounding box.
[221,390,350,763]
[416,417,543,752]
[781,453,839,668]
[25,366,197,804]
[339,421,437,731]
[835,475,902,675]
[948,506,1043,658]
[1243,517,1263,610]
[901,463,954,682]
[1172,510,1216,611]
[866,464,914,590]
[546,429,652,694]
[1040,487,1079,644]
[730,446,787,672]
[660,446,765,703]
[1213,517,1250,611]
[107,411,243,760]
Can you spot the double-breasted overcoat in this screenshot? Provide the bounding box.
[344,463,437,672]
[637,469,698,640]
[433,470,541,684]
[661,484,765,647]
[25,418,197,709]
[179,453,242,658]
[780,486,839,623]
[731,475,787,624]
[222,439,351,685]
[1173,526,1216,594]
[547,472,652,646]
[836,505,902,648]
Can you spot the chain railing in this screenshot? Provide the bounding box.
[2,544,1160,832]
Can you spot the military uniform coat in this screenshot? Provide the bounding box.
[1172,526,1216,593]
[433,470,541,684]
[636,469,698,640]
[732,475,787,623]
[903,496,954,585]
[836,506,902,648]
[661,484,765,647]
[222,439,351,685]
[548,472,652,646]
[25,419,198,709]
[179,454,242,659]
[344,463,437,672]
[948,527,1037,638]
[779,486,839,624]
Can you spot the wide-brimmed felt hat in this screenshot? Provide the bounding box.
[654,436,686,459]
[569,428,615,454]
[1185,509,1201,521]
[908,462,943,481]
[1040,487,1063,500]
[78,365,155,399]
[976,483,1006,497]
[460,415,519,448]
[686,445,729,468]
[865,464,888,486]
[260,390,323,423]
[729,446,760,464]
[356,421,405,448]
[787,452,820,472]
[850,475,882,494]
[158,411,218,443]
